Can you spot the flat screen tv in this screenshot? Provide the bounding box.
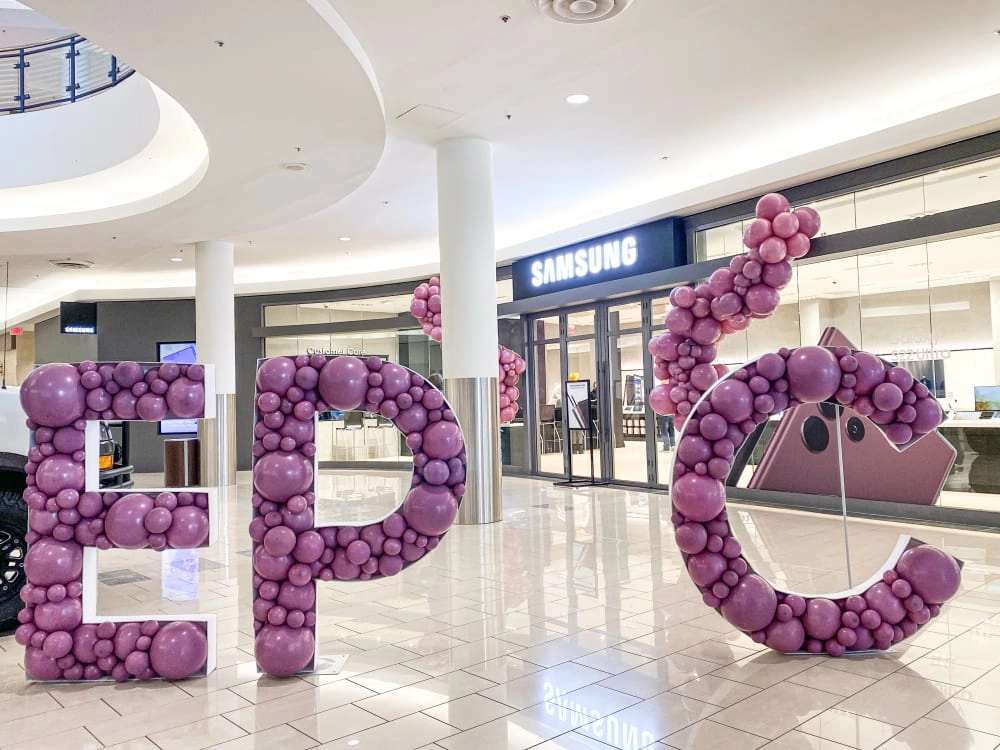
[974,385,1000,412]
[158,341,198,434]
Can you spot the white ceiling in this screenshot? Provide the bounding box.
[2,0,1000,327]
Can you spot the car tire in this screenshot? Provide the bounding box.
[0,452,28,624]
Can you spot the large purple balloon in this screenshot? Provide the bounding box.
[422,421,463,460]
[785,346,841,403]
[104,494,155,549]
[671,473,725,523]
[896,545,961,604]
[709,380,754,423]
[166,506,210,548]
[165,377,205,418]
[317,356,369,410]
[379,362,412,399]
[257,357,297,395]
[402,484,458,536]
[255,624,314,677]
[35,455,85,496]
[720,574,777,632]
[20,363,86,428]
[24,538,82,586]
[149,621,208,679]
[253,451,313,501]
[802,598,841,640]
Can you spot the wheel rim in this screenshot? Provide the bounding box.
[0,527,26,600]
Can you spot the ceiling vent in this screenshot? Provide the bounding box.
[530,0,634,23]
[48,259,94,270]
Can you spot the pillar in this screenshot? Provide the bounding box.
[990,280,1000,387]
[799,298,822,347]
[195,241,236,486]
[436,137,501,524]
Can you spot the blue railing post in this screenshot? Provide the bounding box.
[15,47,28,113]
[67,36,78,102]
[110,54,118,85]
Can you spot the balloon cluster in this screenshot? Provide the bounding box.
[15,361,210,681]
[251,354,466,677]
[672,347,960,654]
[648,193,821,429]
[409,276,527,424]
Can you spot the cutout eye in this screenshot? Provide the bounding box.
[802,415,830,453]
[846,417,866,442]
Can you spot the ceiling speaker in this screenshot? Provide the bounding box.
[531,0,634,23]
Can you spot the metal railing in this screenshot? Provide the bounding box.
[0,34,134,115]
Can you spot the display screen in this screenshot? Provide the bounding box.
[60,301,97,334]
[159,341,198,434]
[974,385,1000,412]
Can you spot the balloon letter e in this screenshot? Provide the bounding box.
[16,361,217,681]
[252,355,467,677]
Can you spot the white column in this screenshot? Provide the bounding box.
[799,298,822,347]
[989,280,1000,385]
[195,241,236,485]
[436,137,501,523]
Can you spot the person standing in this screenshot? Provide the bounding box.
[657,413,675,451]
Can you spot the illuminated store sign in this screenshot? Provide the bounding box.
[543,682,655,749]
[511,217,684,301]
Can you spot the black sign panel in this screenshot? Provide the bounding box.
[512,217,685,301]
[60,301,97,335]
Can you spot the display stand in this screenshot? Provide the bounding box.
[555,379,609,488]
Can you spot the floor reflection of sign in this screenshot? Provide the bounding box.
[162,548,200,601]
[565,380,590,430]
[544,681,655,749]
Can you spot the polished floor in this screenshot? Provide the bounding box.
[2,473,1000,750]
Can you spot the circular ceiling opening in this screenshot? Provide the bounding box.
[530,0,634,23]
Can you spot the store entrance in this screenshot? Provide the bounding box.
[531,302,666,484]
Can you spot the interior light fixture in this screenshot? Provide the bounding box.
[169,256,184,263]
[565,94,590,105]
[279,162,310,172]
[339,236,352,242]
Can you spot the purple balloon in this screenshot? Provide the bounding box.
[422,421,463,460]
[687,551,727,587]
[25,647,63,680]
[112,390,139,420]
[671,473,725,522]
[709,380,754,423]
[35,455,85,496]
[104,493,155,549]
[423,459,450,485]
[720,574,777,632]
[254,451,313,502]
[24,538,83,586]
[257,357,297,396]
[165,377,205,418]
[255,624,314,677]
[864,581,907,625]
[52,426,86,454]
[785,346,841,403]
[896,545,961,604]
[277,581,315,611]
[765,618,806,653]
[135,393,168,421]
[166,506,209,548]
[263,525,297,557]
[33,597,82,632]
[318,356,369,410]
[149,621,208,680]
[852,352,885,396]
[113,361,145,388]
[293,530,325,564]
[675,522,709,554]
[802,598,841,640]
[402,484,458,536]
[379,362,411,399]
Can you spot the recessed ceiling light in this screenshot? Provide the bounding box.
[566,94,590,105]
[48,259,94,270]
[660,156,670,161]
[169,256,184,263]
[279,162,310,172]
[339,236,351,242]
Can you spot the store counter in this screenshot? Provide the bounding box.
[938,417,1000,494]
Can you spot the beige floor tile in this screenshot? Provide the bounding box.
[423,693,517,729]
[834,673,960,727]
[663,719,768,750]
[760,731,855,749]
[669,675,760,708]
[4,685,62,720]
[515,630,625,668]
[0,725,102,750]
[878,716,1000,750]
[224,679,374,733]
[955,665,1000,708]
[460,655,541,683]
[597,653,718,699]
[615,625,712,660]
[102,740,162,750]
[534,731,628,749]
[574,690,719,749]
[710,682,842,740]
[315,712,457,749]
[572,647,652,675]
[4,698,119,746]
[927,695,1000,735]
[355,670,496,721]
[676,640,759,666]
[436,702,592,750]
[545,683,641,718]
[228,675,315,705]
[199,724,319,750]
[711,652,820,690]
[903,653,989,686]
[349,663,432,693]
[797,708,901,750]
[786,666,877,698]
[289,702,385,743]
[147,715,247,750]
[479,661,612,710]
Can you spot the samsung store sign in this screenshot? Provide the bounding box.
[512,217,684,301]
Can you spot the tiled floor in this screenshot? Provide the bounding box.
[1,473,999,750]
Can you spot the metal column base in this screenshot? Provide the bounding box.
[446,377,502,524]
[199,393,236,487]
